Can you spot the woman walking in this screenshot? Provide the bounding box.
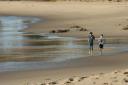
[98,34,105,55]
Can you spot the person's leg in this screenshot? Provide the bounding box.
[99,44,103,55]
[99,44,101,55]
[89,43,94,56]
[100,48,102,55]
[89,43,91,55]
[90,45,93,56]
[89,46,91,55]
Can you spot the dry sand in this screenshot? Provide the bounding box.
[39,69,128,85]
[0,1,128,85]
[0,1,128,37]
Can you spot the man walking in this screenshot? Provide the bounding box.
[88,32,95,56]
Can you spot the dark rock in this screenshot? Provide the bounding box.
[50,30,56,33]
[57,29,70,33]
[70,25,81,28]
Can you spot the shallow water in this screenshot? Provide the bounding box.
[0,16,41,49]
[0,16,128,72]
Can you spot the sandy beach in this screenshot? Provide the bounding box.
[0,1,128,37]
[0,1,128,85]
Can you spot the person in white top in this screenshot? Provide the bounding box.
[98,34,105,55]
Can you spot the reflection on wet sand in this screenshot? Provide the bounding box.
[0,16,128,62]
[0,37,128,62]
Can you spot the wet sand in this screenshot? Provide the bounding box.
[1,52,128,85]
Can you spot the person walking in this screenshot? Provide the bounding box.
[98,34,105,55]
[88,32,95,56]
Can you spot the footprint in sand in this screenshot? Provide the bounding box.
[123,77,128,83]
[95,77,99,80]
[93,81,96,84]
[40,81,58,85]
[112,79,118,83]
[45,78,51,81]
[48,81,58,85]
[99,72,104,75]
[40,83,47,85]
[64,77,79,85]
[123,71,128,78]
[113,71,119,74]
[78,76,88,82]
[68,78,74,82]
[123,71,128,75]
[111,76,117,79]
[103,82,109,85]
[64,78,74,84]
[64,81,71,84]
[64,81,75,85]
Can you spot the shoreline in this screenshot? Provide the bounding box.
[0,37,127,62]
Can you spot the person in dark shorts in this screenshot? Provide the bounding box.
[98,34,105,55]
[88,32,95,56]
